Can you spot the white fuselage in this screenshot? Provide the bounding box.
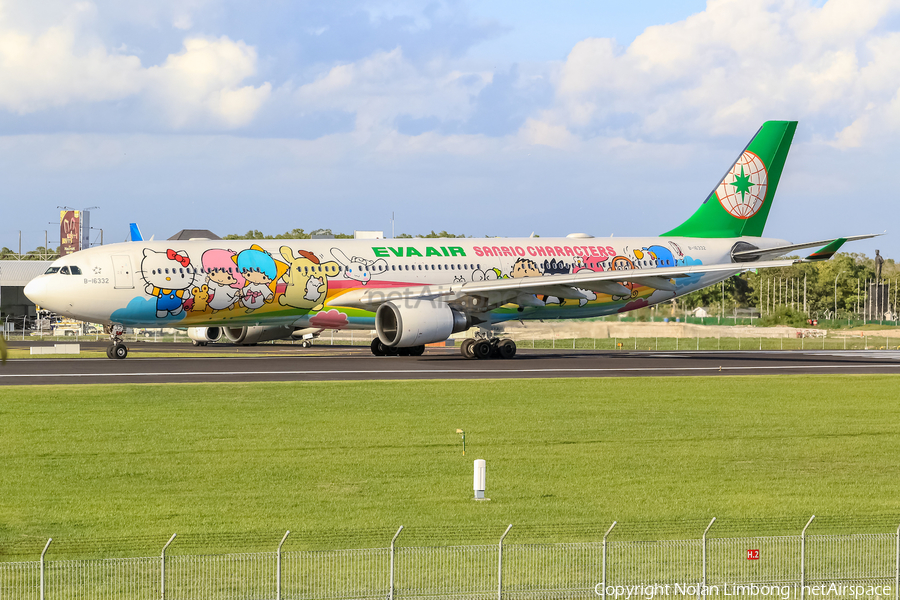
[24,235,788,329]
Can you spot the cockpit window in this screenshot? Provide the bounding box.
[60,266,70,275]
[45,267,60,274]
[70,266,82,275]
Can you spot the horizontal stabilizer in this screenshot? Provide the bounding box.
[732,233,880,261]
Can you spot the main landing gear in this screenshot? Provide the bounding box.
[460,337,516,360]
[105,324,128,359]
[370,338,426,357]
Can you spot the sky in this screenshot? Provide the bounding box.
[1,0,898,260]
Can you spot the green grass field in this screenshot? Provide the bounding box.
[2,376,900,558]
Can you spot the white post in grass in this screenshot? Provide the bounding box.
[602,521,617,600]
[800,516,815,600]
[389,526,403,600]
[40,538,52,600]
[277,530,290,600]
[701,518,716,598]
[161,533,176,600]
[498,524,512,600]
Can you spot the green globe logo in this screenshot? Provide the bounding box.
[716,150,768,219]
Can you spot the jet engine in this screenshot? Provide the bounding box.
[222,325,295,345]
[375,300,470,347]
[187,326,222,345]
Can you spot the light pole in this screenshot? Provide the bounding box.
[834,270,846,321]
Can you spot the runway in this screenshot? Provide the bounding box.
[3,342,900,385]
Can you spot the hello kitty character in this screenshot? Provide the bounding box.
[141,248,197,318]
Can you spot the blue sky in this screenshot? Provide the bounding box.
[0,0,896,260]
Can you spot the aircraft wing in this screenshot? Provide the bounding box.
[328,257,805,312]
[731,233,880,261]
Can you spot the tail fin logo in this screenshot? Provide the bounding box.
[716,150,768,219]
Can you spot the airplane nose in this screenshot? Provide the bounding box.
[24,277,48,307]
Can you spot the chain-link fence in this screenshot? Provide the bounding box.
[3,521,900,600]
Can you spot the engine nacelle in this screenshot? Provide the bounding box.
[187,326,222,343]
[223,325,294,345]
[376,300,470,347]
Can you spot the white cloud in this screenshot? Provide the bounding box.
[0,4,270,129]
[147,36,271,128]
[294,47,490,130]
[0,25,143,113]
[535,0,900,147]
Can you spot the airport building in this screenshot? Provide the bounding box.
[0,260,51,327]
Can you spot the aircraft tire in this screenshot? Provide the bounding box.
[460,339,475,359]
[398,347,412,356]
[106,345,115,359]
[473,340,492,360]
[113,343,128,360]
[498,339,517,359]
[370,338,386,356]
[409,345,425,356]
[385,345,399,356]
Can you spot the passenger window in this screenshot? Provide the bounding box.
[405,265,409,271]
[60,266,70,275]
[451,265,455,270]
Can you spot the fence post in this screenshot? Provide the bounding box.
[161,533,176,600]
[277,530,290,600]
[602,521,617,600]
[39,538,51,600]
[800,516,815,600]
[701,518,715,598]
[498,524,513,600]
[389,526,403,600]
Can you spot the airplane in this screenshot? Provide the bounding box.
[24,121,876,360]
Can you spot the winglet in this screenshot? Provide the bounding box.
[806,237,846,261]
[129,223,143,242]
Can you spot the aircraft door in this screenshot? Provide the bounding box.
[111,255,135,289]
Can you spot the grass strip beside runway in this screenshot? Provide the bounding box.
[1,375,899,557]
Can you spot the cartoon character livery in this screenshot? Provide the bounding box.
[26,121,878,361]
[279,246,340,312]
[236,245,287,313]
[202,249,245,313]
[140,248,197,318]
[331,248,387,285]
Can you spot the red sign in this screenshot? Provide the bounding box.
[747,549,760,560]
[60,210,80,256]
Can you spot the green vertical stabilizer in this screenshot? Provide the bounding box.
[663,121,797,238]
